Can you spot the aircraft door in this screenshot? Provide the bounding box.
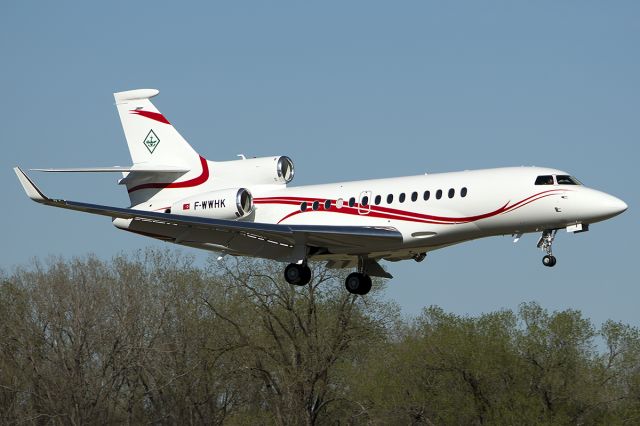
[358,191,372,215]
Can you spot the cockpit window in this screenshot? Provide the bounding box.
[535,175,554,185]
[556,175,581,185]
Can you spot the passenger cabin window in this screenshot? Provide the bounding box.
[300,202,308,211]
[436,189,442,199]
[387,194,393,204]
[448,188,455,198]
[362,196,369,206]
[399,193,406,203]
[312,201,319,210]
[556,175,581,185]
[424,190,430,201]
[411,191,418,202]
[461,187,468,197]
[324,200,331,209]
[535,175,554,185]
[348,197,356,207]
[375,195,381,205]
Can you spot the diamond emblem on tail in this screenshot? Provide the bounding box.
[143,129,160,153]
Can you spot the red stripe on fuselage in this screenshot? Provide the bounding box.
[129,110,171,124]
[254,189,567,225]
[127,156,209,193]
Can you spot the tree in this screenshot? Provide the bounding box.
[351,302,640,425]
[1,251,639,424]
[202,258,398,425]
[0,250,399,425]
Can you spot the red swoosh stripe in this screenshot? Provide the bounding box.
[254,189,567,224]
[127,156,209,193]
[130,110,171,124]
[254,196,506,224]
[270,203,508,225]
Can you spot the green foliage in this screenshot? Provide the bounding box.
[354,303,640,425]
[0,250,638,425]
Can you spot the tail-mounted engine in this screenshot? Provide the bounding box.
[171,188,253,220]
[213,156,294,186]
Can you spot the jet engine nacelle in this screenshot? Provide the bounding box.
[171,188,253,219]
[214,156,294,186]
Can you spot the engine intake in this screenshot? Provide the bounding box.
[277,156,294,183]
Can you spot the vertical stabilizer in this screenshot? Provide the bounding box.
[114,89,206,206]
[114,89,200,167]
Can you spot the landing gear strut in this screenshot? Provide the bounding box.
[284,262,312,286]
[344,258,373,295]
[537,229,558,267]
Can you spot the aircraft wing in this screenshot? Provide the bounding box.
[14,167,403,251]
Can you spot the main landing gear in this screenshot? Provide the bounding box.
[344,257,373,295]
[284,258,374,296]
[537,229,558,267]
[284,262,312,286]
[345,272,372,295]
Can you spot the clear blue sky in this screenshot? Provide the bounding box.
[2,2,637,326]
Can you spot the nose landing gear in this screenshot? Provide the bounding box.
[542,254,557,267]
[537,229,558,267]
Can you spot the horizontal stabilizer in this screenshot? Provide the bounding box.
[31,164,189,173]
[114,89,159,103]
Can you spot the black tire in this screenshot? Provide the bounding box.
[284,263,302,285]
[345,272,363,294]
[299,265,312,286]
[358,274,372,295]
[285,263,312,286]
[542,255,556,267]
[345,272,372,295]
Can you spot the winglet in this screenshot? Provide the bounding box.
[14,167,49,202]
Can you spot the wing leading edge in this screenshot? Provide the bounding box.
[13,167,403,251]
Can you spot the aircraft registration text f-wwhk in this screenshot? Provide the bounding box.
[14,89,628,295]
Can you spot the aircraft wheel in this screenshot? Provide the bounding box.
[542,255,557,267]
[345,272,372,295]
[284,263,310,285]
[360,274,372,295]
[299,265,312,285]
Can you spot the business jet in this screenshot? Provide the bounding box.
[14,89,628,295]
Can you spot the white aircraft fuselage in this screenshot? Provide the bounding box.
[120,161,626,263]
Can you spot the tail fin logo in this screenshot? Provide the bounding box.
[143,129,160,154]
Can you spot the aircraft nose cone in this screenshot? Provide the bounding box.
[612,196,628,214]
[601,194,628,218]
